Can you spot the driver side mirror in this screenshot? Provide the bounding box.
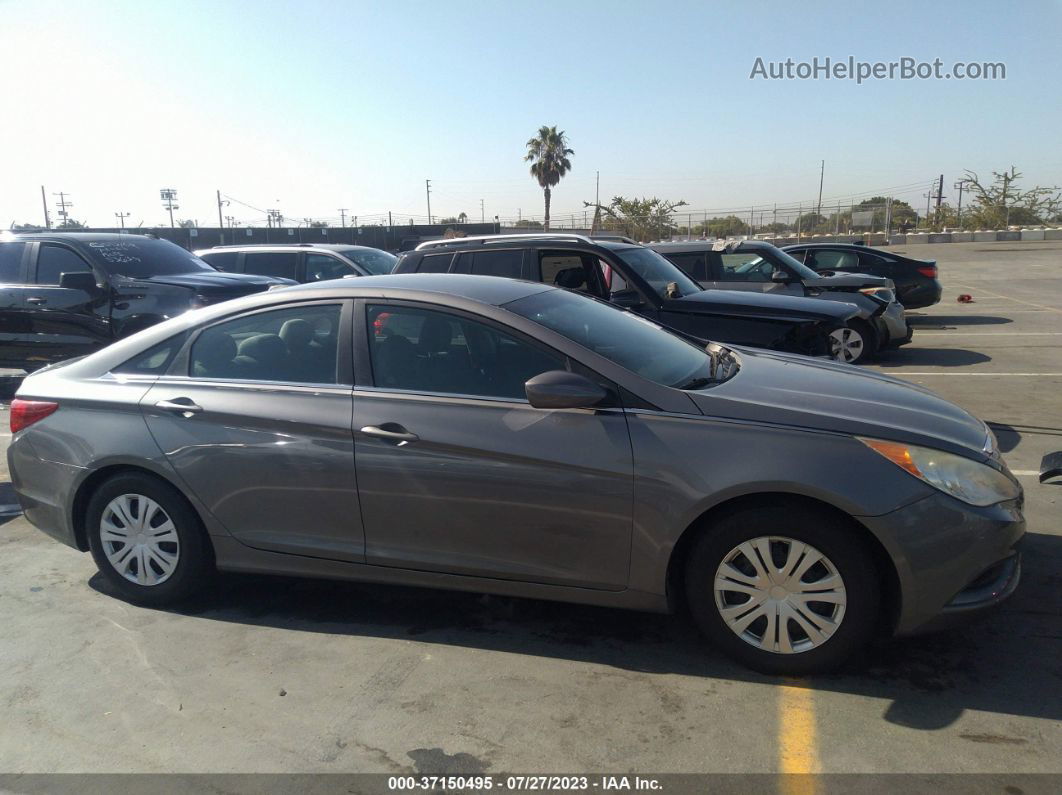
[610,289,645,309]
[770,271,792,283]
[59,271,101,293]
[525,371,607,410]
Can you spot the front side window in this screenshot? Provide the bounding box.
[0,242,26,283]
[507,289,718,389]
[306,254,353,282]
[367,304,565,400]
[720,253,773,282]
[538,251,594,293]
[36,244,92,285]
[243,252,298,280]
[190,304,341,384]
[661,251,707,280]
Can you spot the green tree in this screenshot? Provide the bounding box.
[795,212,828,235]
[58,218,87,229]
[704,215,748,238]
[584,196,688,241]
[438,216,459,224]
[961,167,1061,228]
[524,125,574,230]
[310,220,329,228]
[458,212,468,224]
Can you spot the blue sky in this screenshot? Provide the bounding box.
[2,0,1060,227]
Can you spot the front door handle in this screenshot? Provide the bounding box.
[26,297,47,305]
[360,424,419,445]
[155,398,203,416]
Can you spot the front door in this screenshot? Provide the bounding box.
[354,302,634,590]
[703,251,804,296]
[22,242,111,363]
[140,301,365,561]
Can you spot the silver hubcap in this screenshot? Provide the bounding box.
[714,536,846,655]
[100,494,180,586]
[829,327,864,363]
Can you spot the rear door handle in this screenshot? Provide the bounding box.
[155,398,203,416]
[26,297,47,305]
[360,424,419,444]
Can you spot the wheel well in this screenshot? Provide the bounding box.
[664,492,901,634]
[70,465,212,561]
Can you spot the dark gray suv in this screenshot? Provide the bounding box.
[8,274,1023,674]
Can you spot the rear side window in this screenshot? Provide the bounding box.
[415,253,454,273]
[36,244,92,285]
[0,242,26,283]
[466,249,523,278]
[190,304,342,384]
[113,334,188,375]
[538,252,594,293]
[243,251,298,280]
[199,251,239,272]
[811,250,860,270]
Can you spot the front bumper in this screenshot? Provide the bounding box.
[859,490,1025,636]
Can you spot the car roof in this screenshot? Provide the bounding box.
[202,243,383,252]
[410,234,640,254]
[282,272,552,306]
[782,242,868,250]
[4,232,162,244]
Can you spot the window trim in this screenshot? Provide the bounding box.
[355,298,606,404]
[240,250,301,281]
[167,298,354,386]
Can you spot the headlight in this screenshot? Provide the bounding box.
[860,287,895,302]
[859,437,1021,506]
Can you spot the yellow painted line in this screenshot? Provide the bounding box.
[778,679,820,794]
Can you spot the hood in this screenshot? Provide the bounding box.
[689,346,991,459]
[802,272,890,290]
[673,289,859,322]
[125,271,295,292]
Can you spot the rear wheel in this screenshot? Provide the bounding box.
[829,320,876,364]
[86,473,213,606]
[685,504,880,675]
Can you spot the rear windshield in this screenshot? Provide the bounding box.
[83,238,216,278]
[340,248,397,275]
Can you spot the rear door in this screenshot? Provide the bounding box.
[22,242,111,362]
[705,251,803,295]
[453,248,527,278]
[805,248,865,275]
[197,250,241,273]
[305,252,358,283]
[140,300,364,561]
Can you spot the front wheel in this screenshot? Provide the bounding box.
[685,505,880,675]
[86,473,213,607]
[828,320,877,364]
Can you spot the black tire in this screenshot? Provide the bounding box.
[830,319,878,364]
[86,472,214,607]
[685,504,880,675]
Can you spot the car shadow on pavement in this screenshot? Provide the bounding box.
[905,314,1013,328]
[89,530,1062,733]
[875,348,992,368]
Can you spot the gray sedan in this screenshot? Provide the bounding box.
[7,274,1024,674]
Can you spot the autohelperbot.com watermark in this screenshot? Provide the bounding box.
[749,56,1006,83]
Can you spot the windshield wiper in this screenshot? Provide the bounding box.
[677,376,713,391]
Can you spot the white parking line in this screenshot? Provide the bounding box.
[883,372,1062,376]
[1011,470,1041,477]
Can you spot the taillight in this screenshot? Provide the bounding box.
[917,265,938,278]
[10,399,59,433]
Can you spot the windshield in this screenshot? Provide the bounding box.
[506,288,723,389]
[614,247,702,299]
[84,238,216,278]
[341,248,397,275]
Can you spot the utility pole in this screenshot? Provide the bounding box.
[954,181,965,227]
[834,201,841,235]
[41,186,51,228]
[596,170,600,208]
[816,160,824,216]
[114,211,130,229]
[480,199,485,223]
[425,179,432,224]
[216,190,227,244]
[1002,169,1012,227]
[338,208,348,228]
[885,197,893,236]
[160,189,179,228]
[53,192,73,226]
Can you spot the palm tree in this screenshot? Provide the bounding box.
[524,125,574,230]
